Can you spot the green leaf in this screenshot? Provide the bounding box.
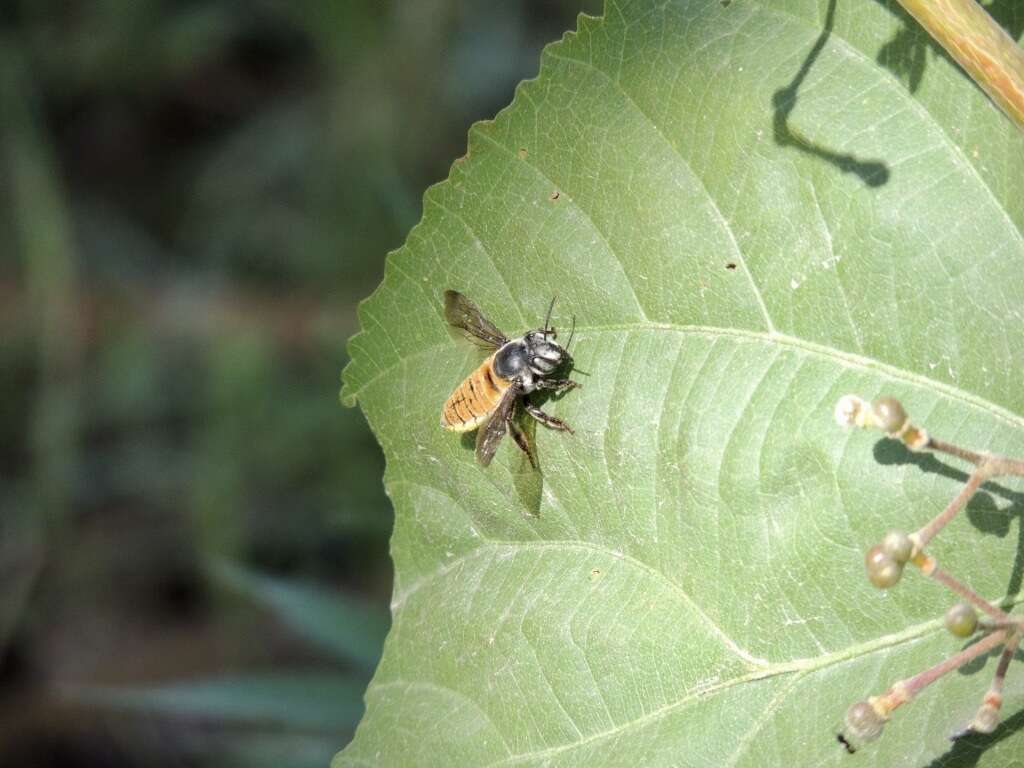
[210,559,389,667]
[68,673,365,731]
[339,1,1024,765]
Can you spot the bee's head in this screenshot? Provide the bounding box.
[524,296,575,377]
[526,327,574,379]
[522,331,564,376]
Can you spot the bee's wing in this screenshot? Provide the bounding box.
[508,411,542,516]
[475,382,520,467]
[508,415,538,471]
[444,290,509,350]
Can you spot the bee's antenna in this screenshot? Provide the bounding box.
[565,314,576,352]
[543,296,556,335]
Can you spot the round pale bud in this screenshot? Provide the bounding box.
[944,603,978,638]
[865,544,903,589]
[871,397,907,434]
[880,530,913,564]
[971,703,1000,734]
[845,700,885,742]
[834,395,865,427]
[904,426,930,452]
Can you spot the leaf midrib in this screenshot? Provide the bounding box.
[379,535,1021,768]
[381,595,935,767]
[346,2,1024,421]
[348,323,1024,431]
[533,48,775,334]
[390,531,766,666]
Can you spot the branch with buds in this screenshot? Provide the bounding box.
[833,395,1023,753]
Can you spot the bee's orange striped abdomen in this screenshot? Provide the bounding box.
[441,354,510,432]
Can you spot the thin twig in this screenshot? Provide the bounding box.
[917,559,1012,622]
[914,470,988,548]
[979,619,1024,632]
[896,0,1024,129]
[898,629,1008,701]
[838,394,1023,744]
[962,630,1022,735]
[982,454,1024,478]
[992,630,1020,694]
[927,437,988,466]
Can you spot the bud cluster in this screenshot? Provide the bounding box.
[834,395,1023,752]
[833,395,927,450]
[863,530,914,588]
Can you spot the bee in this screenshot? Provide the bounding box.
[440,290,578,467]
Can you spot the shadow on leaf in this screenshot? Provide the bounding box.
[923,702,1024,768]
[872,437,1024,605]
[956,633,1024,677]
[876,21,928,93]
[511,412,542,517]
[874,0,1024,100]
[771,0,890,188]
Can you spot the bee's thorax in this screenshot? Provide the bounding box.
[494,332,569,393]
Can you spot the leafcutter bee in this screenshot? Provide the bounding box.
[440,290,578,467]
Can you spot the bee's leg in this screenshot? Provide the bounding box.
[507,417,538,469]
[523,401,574,434]
[534,378,578,393]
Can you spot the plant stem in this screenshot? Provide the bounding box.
[963,630,1021,734]
[917,559,1011,621]
[979,619,1024,632]
[896,0,1024,129]
[897,629,1007,702]
[991,630,1020,694]
[914,469,987,548]
[983,454,1024,477]
[927,438,1024,476]
[926,437,987,466]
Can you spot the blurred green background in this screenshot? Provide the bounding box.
[0,2,599,766]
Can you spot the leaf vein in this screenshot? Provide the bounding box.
[469,128,650,323]
[542,48,777,335]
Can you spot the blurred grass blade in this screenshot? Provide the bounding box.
[67,673,365,731]
[0,40,81,532]
[0,509,43,652]
[0,38,79,657]
[210,559,388,667]
[218,733,343,768]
